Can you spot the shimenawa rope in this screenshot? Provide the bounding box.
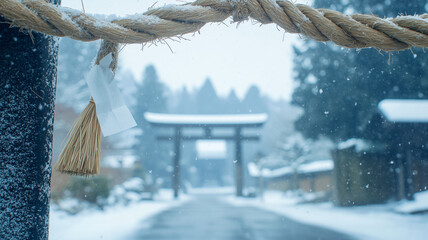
[0,0,427,51]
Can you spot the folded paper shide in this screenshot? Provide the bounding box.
[55,41,136,176]
[86,53,137,137]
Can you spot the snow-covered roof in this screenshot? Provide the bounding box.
[298,160,334,174]
[196,140,227,159]
[145,112,268,126]
[248,159,333,178]
[248,162,293,178]
[378,99,428,123]
[337,138,370,152]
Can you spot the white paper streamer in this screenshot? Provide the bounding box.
[85,54,137,137]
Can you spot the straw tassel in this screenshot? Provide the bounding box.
[56,98,101,175]
[56,41,119,176]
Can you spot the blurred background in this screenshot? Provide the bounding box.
[49,0,428,239]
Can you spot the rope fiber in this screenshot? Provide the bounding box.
[1,0,427,51]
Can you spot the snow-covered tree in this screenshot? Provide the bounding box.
[241,85,268,114]
[292,0,428,143]
[195,78,222,114]
[133,65,169,181]
[56,37,98,110]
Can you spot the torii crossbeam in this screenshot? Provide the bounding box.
[145,112,268,198]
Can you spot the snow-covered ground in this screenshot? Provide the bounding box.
[187,186,235,195]
[49,189,190,240]
[224,191,428,240]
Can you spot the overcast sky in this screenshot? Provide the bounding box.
[62,0,309,100]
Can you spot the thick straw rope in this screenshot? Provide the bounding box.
[1,0,427,51]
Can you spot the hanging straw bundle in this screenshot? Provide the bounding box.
[55,98,101,175]
[55,41,119,176]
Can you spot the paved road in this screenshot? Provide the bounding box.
[133,195,354,240]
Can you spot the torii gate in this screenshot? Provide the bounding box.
[145,112,268,198]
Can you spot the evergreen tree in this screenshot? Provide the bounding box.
[133,65,169,180]
[225,89,242,114]
[175,86,196,114]
[195,78,221,114]
[242,85,268,114]
[56,38,98,110]
[116,70,138,107]
[292,0,428,142]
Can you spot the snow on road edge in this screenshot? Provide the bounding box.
[50,191,190,240]
[223,192,428,240]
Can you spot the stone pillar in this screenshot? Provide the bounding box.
[0,3,59,238]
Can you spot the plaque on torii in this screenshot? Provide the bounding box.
[144,113,268,198]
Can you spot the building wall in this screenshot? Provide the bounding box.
[267,180,292,191]
[409,156,428,193]
[265,172,333,193]
[331,147,396,206]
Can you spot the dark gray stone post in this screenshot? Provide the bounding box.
[0,2,59,238]
[235,127,243,197]
[173,127,182,198]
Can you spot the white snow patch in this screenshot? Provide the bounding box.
[248,159,333,178]
[394,15,428,22]
[60,6,84,17]
[144,112,268,125]
[187,186,235,195]
[160,4,207,13]
[248,162,261,176]
[247,162,293,178]
[119,14,162,24]
[121,177,144,190]
[395,191,428,214]
[50,189,190,240]
[337,138,370,152]
[196,140,227,159]
[103,154,138,168]
[299,160,334,174]
[378,99,428,122]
